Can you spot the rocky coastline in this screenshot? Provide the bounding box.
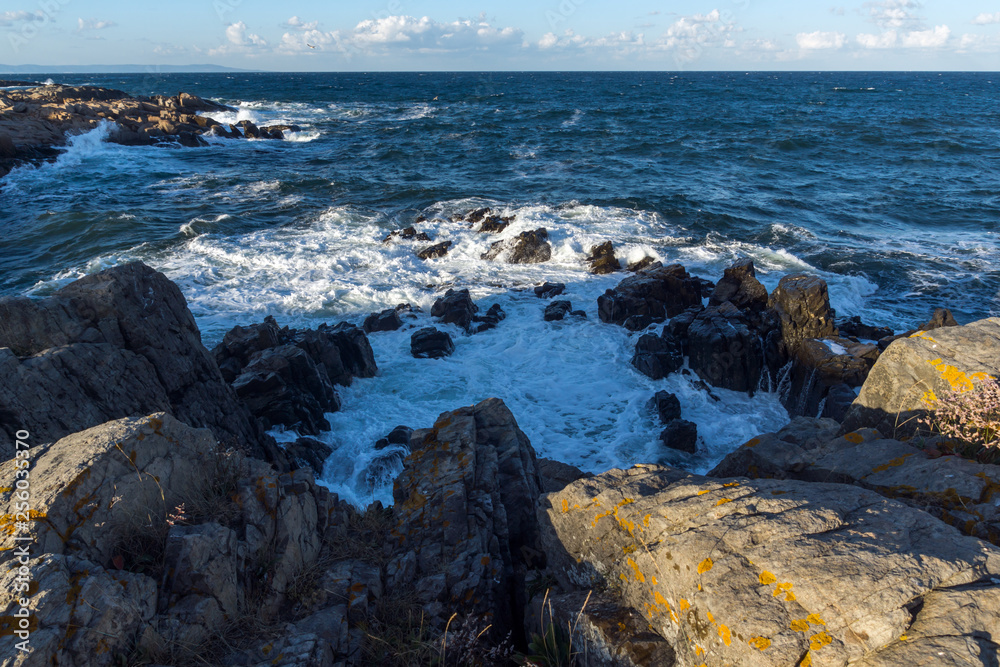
[0,82,295,179]
[2,255,1000,666]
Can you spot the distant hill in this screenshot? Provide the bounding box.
[0,64,255,74]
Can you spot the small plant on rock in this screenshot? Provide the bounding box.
[920,376,1000,461]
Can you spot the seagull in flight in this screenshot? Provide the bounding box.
[307,43,317,49]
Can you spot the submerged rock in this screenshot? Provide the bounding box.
[410,327,455,358]
[544,300,573,321]
[482,228,552,264]
[416,240,453,260]
[534,281,566,299]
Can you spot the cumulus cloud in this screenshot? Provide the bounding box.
[76,18,116,33]
[865,0,924,30]
[208,21,267,56]
[900,24,950,47]
[796,31,846,49]
[972,12,1000,25]
[0,10,44,26]
[284,16,319,30]
[856,30,898,48]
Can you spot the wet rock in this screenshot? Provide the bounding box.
[539,464,1000,667]
[452,206,492,223]
[587,241,621,275]
[0,262,278,463]
[479,215,513,233]
[647,390,682,424]
[416,240,453,260]
[534,282,566,299]
[237,119,260,138]
[781,336,878,419]
[836,315,894,341]
[285,436,334,475]
[363,308,403,333]
[821,382,858,422]
[536,457,592,493]
[631,331,683,380]
[687,303,764,394]
[385,425,414,446]
[482,228,552,264]
[597,264,703,328]
[231,344,340,435]
[626,256,657,273]
[473,303,507,332]
[708,257,768,313]
[659,419,698,453]
[544,300,573,321]
[768,273,837,354]
[382,226,432,244]
[842,317,1000,438]
[431,288,478,332]
[410,327,455,358]
[387,398,543,638]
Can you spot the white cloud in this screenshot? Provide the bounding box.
[900,24,950,47]
[856,30,898,48]
[208,21,268,56]
[0,10,44,26]
[972,12,1000,25]
[538,32,559,49]
[76,18,116,33]
[284,16,319,30]
[796,31,846,49]
[865,0,924,30]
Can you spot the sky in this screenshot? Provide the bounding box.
[1,1,999,71]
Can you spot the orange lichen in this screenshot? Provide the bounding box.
[716,498,732,507]
[872,454,914,474]
[790,619,810,633]
[844,432,864,444]
[697,490,710,496]
[799,652,812,667]
[679,598,690,611]
[698,558,714,574]
[561,499,569,513]
[759,571,777,585]
[806,614,825,626]
[927,358,992,393]
[809,632,833,651]
[627,558,645,583]
[718,625,732,646]
[773,582,793,598]
[744,438,761,448]
[749,636,771,651]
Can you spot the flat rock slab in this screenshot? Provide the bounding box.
[539,464,1000,666]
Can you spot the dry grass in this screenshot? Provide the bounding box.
[326,502,395,565]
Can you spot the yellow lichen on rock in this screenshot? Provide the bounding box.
[698,557,713,574]
[749,636,771,651]
[809,631,833,651]
[759,571,777,585]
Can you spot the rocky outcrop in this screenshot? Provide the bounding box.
[382,226,432,244]
[587,241,621,275]
[539,464,1000,666]
[363,307,403,333]
[534,282,566,299]
[597,264,704,330]
[416,240,452,260]
[631,330,684,380]
[431,288,477,332]
[687,303,765,394]
[659,419,698,453]
[708,257,768,313]
[780,336,879,419]
[544,300,573,321]
[841,318,1000,437]
[410,327,455,358]
[0,262,278,463]
[386,399,544,638]
[768,273,837,355]
[482,228,552,264]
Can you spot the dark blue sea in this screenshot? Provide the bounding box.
[2,71,998,504]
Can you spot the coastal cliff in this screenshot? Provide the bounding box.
[2,262,1000,666]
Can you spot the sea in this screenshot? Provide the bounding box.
[1,71,998,506]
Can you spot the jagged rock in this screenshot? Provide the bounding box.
[631,331,683,380]
[416,240,452,260]
[842,318,1000,438]
[918,307,959,331]
[525,590,675,667]
[479,215,513,233]
[544,300,573,321]
[387,399,543,638]
[768,273,837,354]
[647,390,682,424]
[536,457,592,493]
[626,256,657,273]
[375,425,413,450]
[410,327,455,358]
[821,383,858,422]
[482,228,552,264]
[453,207,492,223]
[539,464,1000,667]
[473,303,507,332]
[285,436,334,474]
[781,336,878,419]
[836,315,894,341]
[237,119,260,138]
[382,226,432,244]
[0,554,157,666]
[231,344,340,435]
[687,303,764,394]
[363,308,403,333]
[534,282,566,299]
[659,419,698,453]
[709,257,768,313]
[0,262,278,463]
[587,241,621,275]
[597,264,703,329]
[431,288,478,332]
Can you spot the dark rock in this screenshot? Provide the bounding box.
[473,303,506,332]
[0,262,280,463]
[768,273,837,354]
[231,344,340,436]
[597,264,704,328]
[687,303,764,394]
[534,282,566,299]
[836,315,894,341]
[708,257,768,313]
[363,308,403,334]
[285,437,334,475]
[544,300,573,322]
[308,322,377,385]
[647,390,682,424]
[415,240,452,260]
[626,256,657,273]
[631,331,684,380]
[454,207,491,223]
[586,241,621,275]
[431,288,477,332]
[821,383,857,422]
[781,337,878,418]
[918,308,959,331]
[482,228,552,264]
[659,419,698,453]
[570,310,587,319]
[479,216,512,233]
[665,306,704,355]
[536,457,591,493]
[236,120,260,139]
[385,425,413,446]
[410,327,455,359]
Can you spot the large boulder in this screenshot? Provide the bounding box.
[631,330,683,380]
[768,274,837,354]
[587,241,621,275]
[482,228,552,264]
[597,264,704,330]
[410,327,455,358]
[687,303,764,394]
[841,318,1000,437]
[708,257,768,313]
[539,464,1000,666]
[0,262,278,462]
[386,398,544,639]
[430,288,478,332]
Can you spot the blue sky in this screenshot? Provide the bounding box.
[2,1,999,70]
